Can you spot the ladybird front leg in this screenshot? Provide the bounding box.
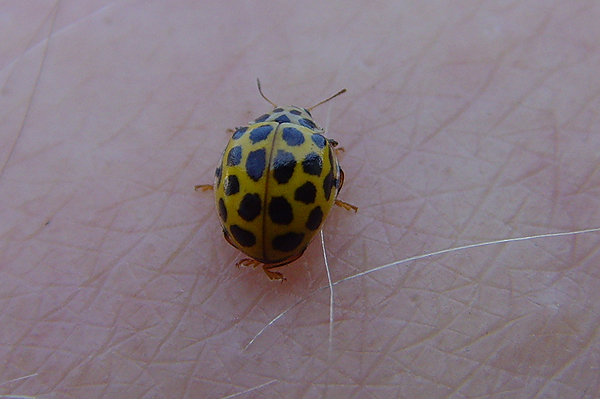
[194,184,213,191]
[226,126,245,135]
[328,138,346,153]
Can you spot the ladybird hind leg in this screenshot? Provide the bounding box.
[261,267,286,281]
[261,249,307,281]
[236,258,261,268]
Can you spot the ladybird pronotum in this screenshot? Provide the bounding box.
[197,80,356,280]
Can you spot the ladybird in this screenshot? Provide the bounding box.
[197,80,357,280]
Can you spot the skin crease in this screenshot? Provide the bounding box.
[1,0,599,398]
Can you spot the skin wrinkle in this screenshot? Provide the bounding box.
[0,4,58,182]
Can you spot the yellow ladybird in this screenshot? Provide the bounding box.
[198,80,356,280]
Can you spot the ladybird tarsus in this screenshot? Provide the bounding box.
[262,266,286,281]
[237,258,261,268]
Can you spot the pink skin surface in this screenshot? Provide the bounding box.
[1,1,599,398]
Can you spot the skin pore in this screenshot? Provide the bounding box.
[1,1,599,398]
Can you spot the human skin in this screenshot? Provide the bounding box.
[1,1,599,398]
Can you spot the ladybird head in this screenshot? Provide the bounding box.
[253,79,346,134]
[252,106,322,133]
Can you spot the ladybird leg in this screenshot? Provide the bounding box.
[227,126,245,135]
[237,258,261,268]
[335,199,358,212]
[260,247,307,281]
[237,259,286,281]
[262,266,286,281]
[328,138,346,153]
[194,184,213,191]
[333,168,358,212]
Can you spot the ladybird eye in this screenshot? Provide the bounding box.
[303,108,312,116]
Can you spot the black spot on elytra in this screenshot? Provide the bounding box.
[215,165,222,188]
[290,109,301,115]
[306,206,323,230]
[238,193,262,222]
[272,232,305,252]
[269,196,293,225]
[230,225,256,247]
[311,134,326,149]
[227,146,242,166]
[282,127,305,146]
[224,175,240,196]
[218,198,228,223]
[246,148,266,181]
[323,149,335,200]
[294,182,316,204]
[249,125,273,143]
[302,152,323,176]
[323,169,335,201]
[273,150,296,184]
[232,127,247,140]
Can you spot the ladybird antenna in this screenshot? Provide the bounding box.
[307,88,347,111]
[256,78,277,108]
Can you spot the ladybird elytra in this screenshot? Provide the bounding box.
[205,80,356,280]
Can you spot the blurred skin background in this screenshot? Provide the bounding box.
[1,1,599,398]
